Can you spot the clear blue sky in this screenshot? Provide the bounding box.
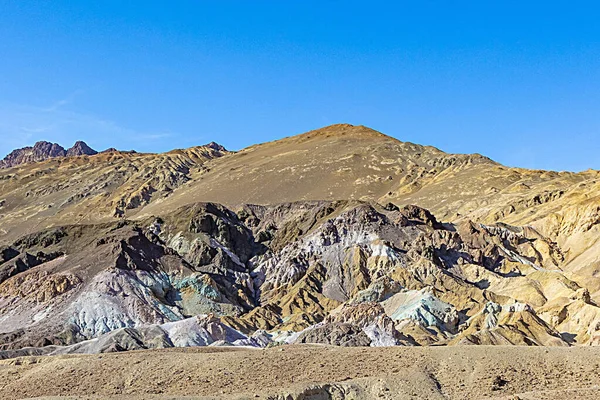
[0,1,598,171]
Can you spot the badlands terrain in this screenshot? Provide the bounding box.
[1,123,600,398]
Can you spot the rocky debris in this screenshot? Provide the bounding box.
[293,303,405,347]
[453,301,568,346]
[2,345,600,400]
[318,302,412,346]
[296,323,372,347]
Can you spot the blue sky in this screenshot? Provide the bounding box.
[0,1,598,171]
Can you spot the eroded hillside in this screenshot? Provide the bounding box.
[0,143,228,240]
[2,200,600,358]
[1,124,600,358]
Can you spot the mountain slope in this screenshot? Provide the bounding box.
[137,124,497,216]
[134,124,599,249]
[5,199,600,358]
[133,124,600,300]
[1,124,600,357]
[0,141,68,169]
[0,144,228,241]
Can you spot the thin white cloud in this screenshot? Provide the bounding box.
[0,101,178,157]
[40,99,70,113]
[40,90,85,112]
[19,126,54,133]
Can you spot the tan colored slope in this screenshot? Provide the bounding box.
[1,346,600,399]
[136,124,598,241]
[2,123,597,249]
[0,145,227,242]
[451,302,568,346]
[2,123,600,307]
[136,123,497,217]
[134,124,600,302]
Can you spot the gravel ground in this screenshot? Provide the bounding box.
[1,345,599,399]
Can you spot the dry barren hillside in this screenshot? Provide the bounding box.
[136,124,600,303]
[1,124,600,366]
[134,124,597,232]
[0,143,227,241]
[137,123,499,215]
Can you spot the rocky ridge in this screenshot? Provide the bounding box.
[0,143,229,239]
[2,199,598,358]
[65,141,98,157]
[0,140,100,169]
[1,124,600,358]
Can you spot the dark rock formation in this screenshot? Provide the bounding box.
[0,141,66,169]
[205,142,227,152]
[66,141,98,157]
[0,140,98,169]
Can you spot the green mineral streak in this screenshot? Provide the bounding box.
[173,274,221,301]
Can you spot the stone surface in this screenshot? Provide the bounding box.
[1,124,600,359]
[66,141,98,157]
[0,141,66,168]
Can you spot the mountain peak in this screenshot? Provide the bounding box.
[205,142,227,152]
[32,141,66,155]
[0,141,66,169]
[66,141,98,157]
[0,140,99,169]
[278,124,391,146]
[300,123,391,140]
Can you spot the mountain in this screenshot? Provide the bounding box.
[0,143,229,240]
[65,141,98,157]
[0,200,581,356]
[0,140,99,169]
[0,141,67,169]
[1,124,600,359]
[139,123,496,213]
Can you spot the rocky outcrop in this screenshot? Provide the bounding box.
[0,214,251,350]
[294,302,412,347]
[66,141,98,157]
[297,323,372,347]
[0,141,66,168]
[0,140,99,169]
[2,199,598,356]
[0,126,599,358]
[0,199,598,357]
[452,302,568,346]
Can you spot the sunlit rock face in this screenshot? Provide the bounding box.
[2,125,600,359]
[0,198,596,358]
[0,141,67,169]
[0,140,99,170]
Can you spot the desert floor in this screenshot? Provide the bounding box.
[1,345,599,399]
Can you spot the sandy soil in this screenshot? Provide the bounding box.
[1,345,600,399]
